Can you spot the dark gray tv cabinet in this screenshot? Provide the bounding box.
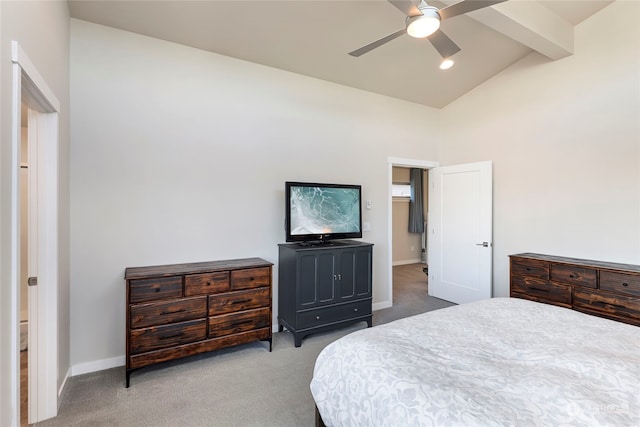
[278,240,373,347]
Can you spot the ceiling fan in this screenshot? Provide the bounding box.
[349,0,507,67]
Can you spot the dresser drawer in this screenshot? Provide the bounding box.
[129,276,183,303]
[297,299,371,330]
[511,258,549,280]
[550,264,597,288]
[511,276,572,306]
[208,307,271,338]
[573,289,640,326]
[129,319,207,354]
[231,267,271,291]
[184,271,229,296]
[130,296,207,329]
[209,287,270,316]
[600,271,640,297]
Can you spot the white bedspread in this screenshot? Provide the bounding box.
[310,297,640,426]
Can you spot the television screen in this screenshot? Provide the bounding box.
[285,181,362,243]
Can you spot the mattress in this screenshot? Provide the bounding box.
[310,297,640,426]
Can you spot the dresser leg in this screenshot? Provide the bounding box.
[125,367,141,388]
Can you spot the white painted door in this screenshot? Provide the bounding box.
[26,108,59,424]
[428,161,493,304]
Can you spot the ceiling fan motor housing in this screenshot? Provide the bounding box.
[406,6,441,38]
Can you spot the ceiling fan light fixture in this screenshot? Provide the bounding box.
[406,7,441,38]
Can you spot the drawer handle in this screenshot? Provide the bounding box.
[569,274,575,278]
[316,316,320,320]
[154,288,161,293]
[160,309,186,315]
[622,282,629,287]
[528,286,550,293]
[354,308,358,312]
[159,333,183,340]
[231,299,252,305]
[525,267,531,271]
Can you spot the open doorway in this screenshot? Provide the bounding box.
[391,166,426,268]
[382,158,454,323]
[11,41,61,425]
[389,166,432,321]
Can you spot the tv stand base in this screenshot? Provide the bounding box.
[279,314,372,347]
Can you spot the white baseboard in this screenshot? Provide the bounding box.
[58,367,71,402]
[71,355,125,376]
[392,258,422,266]
[373,300,392,311]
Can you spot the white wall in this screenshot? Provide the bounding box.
[440,0,640,297]
[69,20,441,370]
[0,1,70,424]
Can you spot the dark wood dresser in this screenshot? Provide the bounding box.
[510,253,640,326]
[125,258,273,387]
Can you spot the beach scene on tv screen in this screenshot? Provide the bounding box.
[290,186,360,235]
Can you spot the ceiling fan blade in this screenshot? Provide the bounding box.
[427,30,461,59]
[388,0,422,17]
[348,29,407,57]
[438,0,507,20]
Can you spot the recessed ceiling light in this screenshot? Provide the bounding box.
[440,59,454,70]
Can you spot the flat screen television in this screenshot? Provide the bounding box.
[285,181,362,243]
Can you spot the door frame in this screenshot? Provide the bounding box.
[11,41,60,425]
[385,157,439,309]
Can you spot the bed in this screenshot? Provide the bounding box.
[310,297,640,426]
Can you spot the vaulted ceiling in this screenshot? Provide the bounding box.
[68,0,613,108]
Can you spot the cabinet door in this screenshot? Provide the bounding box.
[316,252,336,303]
[353,247,372,297]
[298,251,336,308]
[337,249,356,299]
[337,246,372,300]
